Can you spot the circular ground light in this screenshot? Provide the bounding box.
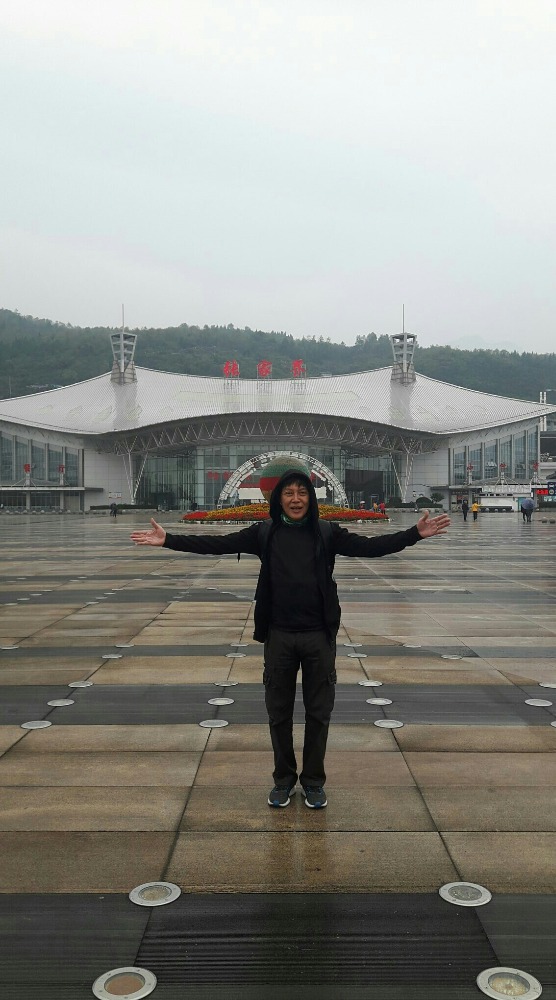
[68,680,94,688]
[525,699,553,707]
[439,882,492,906]
[199,719,229,728]
[47,699,74,707]
[358,680,383,687]
[403,643,422,648]
[129,882,181,907]
[348,653,367,658]
[230,642,248,647]
[539,682,556,689]
[374,719,404,728]
[208,697,235,706]
[115,643,135,648]
[343,643,362,648]
[92,966,157,999]
[214,681,239,687]
[21,720,52,729]
[476,967,542,998]
[442,655,463,660]
[226,653,245,657]
[1,645,19,650]
[102,654,122,659]
[366,697,392,705]
[551,722,556,729]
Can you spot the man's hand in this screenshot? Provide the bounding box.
[416,510,450,538]
[130,519,167,546]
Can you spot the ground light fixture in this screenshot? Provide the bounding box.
[524,699,553,707]
[439,882,492,906]
[366,698,392,706]
[21,720,52,729]
[476,966,542,998]
[208,697,234,706]
[374,719,404,728]
[129,882,181,907]
[199,719,228,728]
[92,966,157,999]
[69,680,94,688]
[358,680,383,687]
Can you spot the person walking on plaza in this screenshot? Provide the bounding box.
[471,500,480,521]
[130,457,450,810]
[109,502,118,519]
[461,499,469,522]
[521,497,534,523]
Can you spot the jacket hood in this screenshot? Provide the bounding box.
[268,470,320,526]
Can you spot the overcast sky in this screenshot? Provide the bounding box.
[1,1,555,351]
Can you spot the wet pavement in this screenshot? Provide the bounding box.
[0,510,555,998]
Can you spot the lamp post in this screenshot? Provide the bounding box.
[540,390,555,432]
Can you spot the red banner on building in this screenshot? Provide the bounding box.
[223,360,240,377]
[291,359,305,378]
[257,360,272,378]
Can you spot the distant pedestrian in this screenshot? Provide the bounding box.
[522,498,534,523]
[521,504,527,522]
[471,501,480,522]
[379,501,386,515]
[109,502,118,519]
[461,499,469,522]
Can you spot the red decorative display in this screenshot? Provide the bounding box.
[58,464,65,473]
[257,360,272,378]
[223,360,240,377]
[291,359,306,378]
[24,464,31,473]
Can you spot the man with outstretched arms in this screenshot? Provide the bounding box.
[130,458,449,810]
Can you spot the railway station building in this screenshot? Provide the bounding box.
[0,331,555,513]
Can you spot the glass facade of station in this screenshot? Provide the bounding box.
[135,443,399,510]
[450,427,538,486]
[0,431,83,510]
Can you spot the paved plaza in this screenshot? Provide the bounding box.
[0,510,555,998]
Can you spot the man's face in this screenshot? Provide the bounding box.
[280,480,310,520]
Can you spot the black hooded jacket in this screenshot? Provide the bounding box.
[162,471,422,641]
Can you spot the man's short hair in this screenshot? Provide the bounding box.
[281,475,309,490]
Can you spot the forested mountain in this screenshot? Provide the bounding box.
[1,307,555,402]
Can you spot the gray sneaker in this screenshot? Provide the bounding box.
[268,781,296,807]
[301,785,327,809]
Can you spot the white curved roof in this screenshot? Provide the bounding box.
[0,366,553,437]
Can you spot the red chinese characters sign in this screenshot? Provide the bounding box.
[257,360,272,378]
[223,360,240,377]
[291,359,305,378]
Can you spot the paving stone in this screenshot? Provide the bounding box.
[10,724,209,752]
[421,787,556,831]
[405,751,556,785]
[0,751,202,785]
[443,832,556,892]
[0,786,189,830]
[165,831,458,892]
[394,725,556,752]
[93,663,232,684]
[0,832,174,891]
[204,724,396,752]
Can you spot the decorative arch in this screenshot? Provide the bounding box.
[217,450,349,508]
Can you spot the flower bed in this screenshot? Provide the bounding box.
[181,504,388,522]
